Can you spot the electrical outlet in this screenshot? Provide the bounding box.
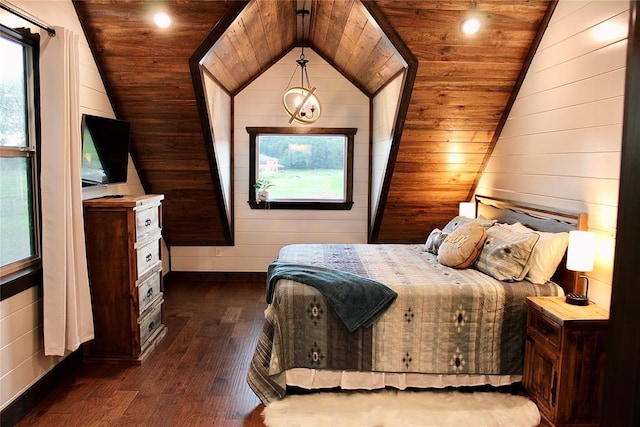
[215,248,222,257]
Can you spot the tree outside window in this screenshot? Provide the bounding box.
[1,26,41,289]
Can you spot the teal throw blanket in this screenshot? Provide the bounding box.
[266,260,398,332]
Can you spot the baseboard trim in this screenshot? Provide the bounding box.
[165,271,267,284]
[0,348,82,427]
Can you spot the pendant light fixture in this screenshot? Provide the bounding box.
[283,9,321,125]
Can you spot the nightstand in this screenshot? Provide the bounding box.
[524,297,608,427]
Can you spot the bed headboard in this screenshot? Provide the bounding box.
[475,195,587,295]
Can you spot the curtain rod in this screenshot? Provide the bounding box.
[0,2,56,36]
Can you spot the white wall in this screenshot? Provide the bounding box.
[476,0,629,309]
[203,72,232,222]
[0,0,143,411]
[370,73,403,230]
[171,48,370,272]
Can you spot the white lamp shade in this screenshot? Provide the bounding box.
[566,230,596,272]
[459,202,476,219]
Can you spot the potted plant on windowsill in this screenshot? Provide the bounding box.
[254,178,274,203]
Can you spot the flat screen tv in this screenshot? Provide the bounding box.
[81,114,131,187]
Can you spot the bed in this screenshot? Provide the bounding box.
[247,196,586,405]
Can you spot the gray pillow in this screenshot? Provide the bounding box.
[474,224,540,282]
[424,228,449,254]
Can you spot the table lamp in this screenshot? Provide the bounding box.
[459,202,476,219]
[565,230,596,306]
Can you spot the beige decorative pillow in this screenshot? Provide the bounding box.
[437,222,487,269]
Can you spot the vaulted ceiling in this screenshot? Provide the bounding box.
[73,0,554,246]
[199,0,406,97]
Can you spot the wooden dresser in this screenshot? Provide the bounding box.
[83,194,167,364]
[524,296,608,427]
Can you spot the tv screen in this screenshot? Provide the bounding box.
[81,114,130,187]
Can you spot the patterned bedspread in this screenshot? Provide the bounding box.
[247,243,562,404]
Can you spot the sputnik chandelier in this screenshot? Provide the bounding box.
[283,9,321,125]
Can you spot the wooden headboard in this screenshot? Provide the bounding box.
[475,195,587,295]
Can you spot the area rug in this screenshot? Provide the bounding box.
[262,389,540,427]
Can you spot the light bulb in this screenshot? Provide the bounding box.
[461,18,480,35]
[154,12,171,29]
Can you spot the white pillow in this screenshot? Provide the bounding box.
[502,222,569,284]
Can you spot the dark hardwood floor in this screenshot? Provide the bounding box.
[16,277,268,426]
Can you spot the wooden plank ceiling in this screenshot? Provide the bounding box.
[373,0,552,241]
[200,0,406,96]
[73,0,552,246]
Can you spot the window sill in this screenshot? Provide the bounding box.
[248,200,354,210]
[0,265,42,301]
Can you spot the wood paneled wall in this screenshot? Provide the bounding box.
[370,0,552,243]
[476,0,629,309]
[170,49,370,272]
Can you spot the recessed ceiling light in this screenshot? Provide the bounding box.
[461,18,481,35]
[154,12,171,29]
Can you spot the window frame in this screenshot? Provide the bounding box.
[247,127,356,210]
[0,25,42,300]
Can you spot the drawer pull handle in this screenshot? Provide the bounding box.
[536,319,554,336]
[148,321,155,332]
[145,218,152,227]
[146,253,152,262]
[147,288,153,298]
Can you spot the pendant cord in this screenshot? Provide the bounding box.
[301,8,306,58]
[284,9,312,90]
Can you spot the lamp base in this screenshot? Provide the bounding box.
[566,293,589,306]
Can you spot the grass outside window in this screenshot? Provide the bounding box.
[247,127,356,210]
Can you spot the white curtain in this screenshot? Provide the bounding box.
[40,26,94,356]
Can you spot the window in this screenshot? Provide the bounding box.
[1,26,41,296]
[247,127,356,210]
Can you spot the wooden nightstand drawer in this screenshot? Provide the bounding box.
[528,309,561,349]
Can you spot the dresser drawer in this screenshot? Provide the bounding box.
[136,239,160,277]
[139,300,163,349]
[137,269,162,314]
[135,206,160,241]
[528,309,561,349]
